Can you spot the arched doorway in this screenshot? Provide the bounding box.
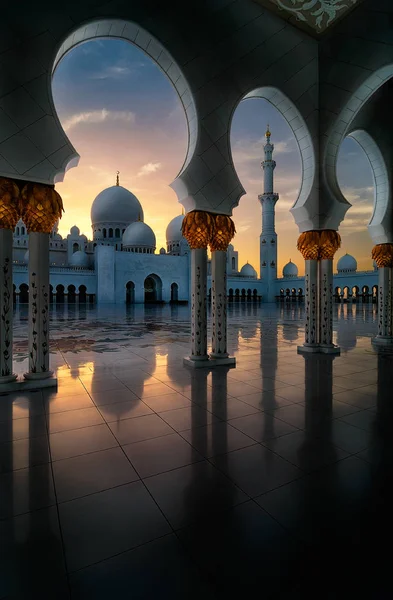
[229,288,234,302]
[144,275,162,303]
[13,284,16,305]
[126,281,135,304]
[68,285,76,303]
[49,285,54,303]
[19,284,29,303]
[79,285,87,303]
[170,283,179,303]
[56,284,65,304]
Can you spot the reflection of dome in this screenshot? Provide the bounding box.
[69,250,89,268]
[337,253,357,273]
[240,262,257,278]
[91,186,143,225]
[123,221,156,252]
[70,225,80,236]
[24,250,29,263]
[283,259,298,278]
[166,215,184,243]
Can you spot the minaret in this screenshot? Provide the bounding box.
[258,125,279,301]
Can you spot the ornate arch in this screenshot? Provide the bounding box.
[51,19,197,183]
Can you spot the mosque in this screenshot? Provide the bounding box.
[12,133,377,305]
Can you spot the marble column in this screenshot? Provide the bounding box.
[24,232,52,380]
[189,247,208,362]
[319,258,335,349]
[0,228,17,384]
[303,259,319,349]
[372,243,393,348]
[210,250,228,359]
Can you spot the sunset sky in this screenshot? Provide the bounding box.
[52,39,375,275]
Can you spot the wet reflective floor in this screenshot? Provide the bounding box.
[1,303,392,598]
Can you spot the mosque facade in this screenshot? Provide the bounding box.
[11,137,377,305]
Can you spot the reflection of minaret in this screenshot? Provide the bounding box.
[258,126,279,302]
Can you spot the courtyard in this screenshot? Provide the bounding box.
[1,303,392,598]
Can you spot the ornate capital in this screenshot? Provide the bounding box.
[297,230,341,260]
[0,177,20,230]
[20,183,64,233]
[182,210,215,249]
[210,215,236,251]
[372,243,393,268]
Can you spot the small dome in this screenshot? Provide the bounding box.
[166,215,184,243]
[240,262,257,278]
[24,250,29,263]
[283,259,298,278]
[91,185,143,226]
[69,250,90,268]
[123,221,156,250]
[337,253,357,273]
[70,225,80,237]
[159,247,166,255]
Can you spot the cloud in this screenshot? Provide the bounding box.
[62,109,135,132]
[232,136,294,164]
[137,162,162,177]
[89,65,131,80]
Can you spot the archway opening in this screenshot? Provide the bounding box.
[68,285,76,303]
[79,285,87,303]
[126,281,135,304]
[19,284,29,304]
[56,284,65,304]
[170,282,179,303]
[144,274,162,303]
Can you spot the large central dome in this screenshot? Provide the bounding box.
[91,185,144,225]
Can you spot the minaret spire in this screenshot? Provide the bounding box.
[116,171,120,186]
[258,126,279,300]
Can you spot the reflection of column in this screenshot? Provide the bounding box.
[182,211,214,367]
[209,214,236,366]
[297,230,340,355]
[0,178,19,385]
[372,244,393,347]
[21,183,63,384]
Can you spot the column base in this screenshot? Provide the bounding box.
[184,355,236,369]
[0,374,18,385]
[0,374,57,393]
[183,356,211,369]
[297,344,340,356]
[24,370,54,381]
[372,336,393,349]
[209,354,236,367]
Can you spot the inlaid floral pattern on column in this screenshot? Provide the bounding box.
[1,257,12,376]
[30,273,39,373]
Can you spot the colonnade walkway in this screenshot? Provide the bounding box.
[0,303,392,598]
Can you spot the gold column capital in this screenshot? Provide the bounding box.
[210,214,236,251]
[20,183,64,234]
[182,210,215,249]
[0,177,20,230]
[372,243,393,268]
[297,230,341,260]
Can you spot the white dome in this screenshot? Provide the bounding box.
[283,260,298,278]
[69,250,90,268]
[166,215,184,242]
[91,185,143,225]
[240,262,257,278]
[337,253,357,273]
[123,221,156,250]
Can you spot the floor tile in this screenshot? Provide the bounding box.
[208,397,261,420]
[98,398,153,421]
[59,481,171,572]
[49,424,118,461]
[180,421,256,458]
[229,411,298,442]
[144,461,247,528]
[90,388,140,406]
[43,393,95,414]
[69,533,215,599]
[47,406,104,433]
[123,433,203,477]
[108,413,173,445]
[0,435,50,473]
[53,447,139,502]
[0,414,47,442]
[211,444,302,496]
[239,390,294,410]
[142,392,192,412]
[0,463,56,519]
[159,405,221,431]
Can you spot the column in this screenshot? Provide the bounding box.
[182,210,214,367]
[209,214,236,366]
[20,182,64,384]
[303,258,319,348]
[24,232,52,380]
[210,250,228,359]
[0,229,17,383]
[372,243,393,347]
[0,178,20,386]
[297,230,341,355]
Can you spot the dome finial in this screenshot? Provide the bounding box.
[266,124,271,139]
[116,171,120,186]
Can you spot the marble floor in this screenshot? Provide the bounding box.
[1,302,392,598]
